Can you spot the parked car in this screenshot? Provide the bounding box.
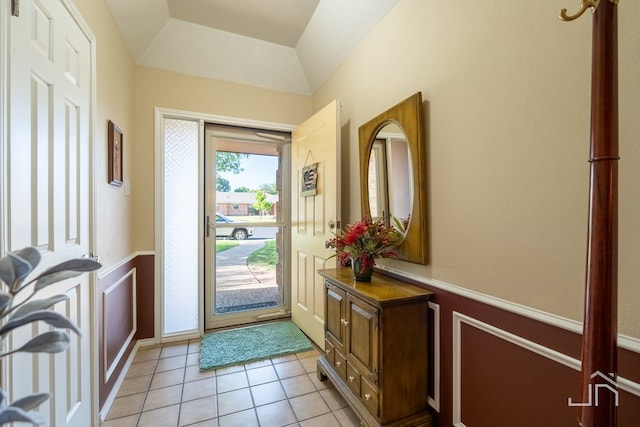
[215,213,254,240]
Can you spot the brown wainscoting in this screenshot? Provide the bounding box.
[103,269,135,373]
[135,254,155,339]
[97,253,155,409]
[459,319,579,426]
[380,271,640,427]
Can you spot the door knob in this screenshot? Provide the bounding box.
[82,253,100,262]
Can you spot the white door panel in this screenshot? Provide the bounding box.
[291,100,340,347]
[3,0,94,425]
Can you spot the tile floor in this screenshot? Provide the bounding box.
[102,339,362,426]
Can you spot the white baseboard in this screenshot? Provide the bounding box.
[99,340,147,422]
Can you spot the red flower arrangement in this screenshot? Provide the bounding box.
[325,217,405,273]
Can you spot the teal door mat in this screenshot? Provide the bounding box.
[199,321,314,371]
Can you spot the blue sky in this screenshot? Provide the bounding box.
[218,154,278,191]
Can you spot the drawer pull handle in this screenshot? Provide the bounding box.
[343,320,349,327]
[336,361,342,367]
[364,393,371,401]
[348,376,355,382]
[325,349,331,354]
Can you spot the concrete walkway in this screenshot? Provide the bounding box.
[215,240,279,313]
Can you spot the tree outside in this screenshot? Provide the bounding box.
[253,190,272,218]
[216,152,247,192]
[259,183,278,195]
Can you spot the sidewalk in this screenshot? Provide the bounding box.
[214,240,279,313]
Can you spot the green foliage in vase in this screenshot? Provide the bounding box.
[0,247,101,425]
[325,216,405,273]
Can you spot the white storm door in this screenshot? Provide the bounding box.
[4,1,94,426]
[291,100,341,347]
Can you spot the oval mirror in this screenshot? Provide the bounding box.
[359,92,428,265]
[367,123,413,235]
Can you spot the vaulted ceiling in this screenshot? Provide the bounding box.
[105,0,399,95]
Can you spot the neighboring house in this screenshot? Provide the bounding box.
[216,191,279,216]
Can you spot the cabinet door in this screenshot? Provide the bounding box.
[325,282,346,353]
[347,295,379,377]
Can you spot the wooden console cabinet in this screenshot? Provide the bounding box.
[317,268,433,427]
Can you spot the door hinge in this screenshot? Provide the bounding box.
[328,220,341,232]
[11,0,19,17]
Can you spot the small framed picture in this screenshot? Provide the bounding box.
[108,120,123,186]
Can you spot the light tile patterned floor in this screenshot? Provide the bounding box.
[103,339,362,426]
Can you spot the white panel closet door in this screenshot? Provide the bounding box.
[4,0,94,426]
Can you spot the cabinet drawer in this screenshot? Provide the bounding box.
[334,351,347,379]
[361,377,379,417]
[346,362,361,396]
[323,339,335,365]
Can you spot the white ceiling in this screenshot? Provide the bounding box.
[105,0,399,95]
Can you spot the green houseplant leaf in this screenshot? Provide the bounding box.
[0,407,45,425]
[0,311,80,338]
[38,258,101,276]
[0,247,100,425]
[11,248,41,272]
[0,293,11,314]
[8,294,68,321]
[12,330,71,354]
[34,259,101,292]
[0,254,32,288]
[8,393,50,412]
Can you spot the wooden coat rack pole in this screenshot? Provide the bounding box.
[561,1,619,426]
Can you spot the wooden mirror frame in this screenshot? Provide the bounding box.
[358,92,428,265]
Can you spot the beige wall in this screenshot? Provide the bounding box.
[69,0,311,269]
[313,0,640,338]
[77,0,639,337]
[132,67,312,249]
[73,0,136,269]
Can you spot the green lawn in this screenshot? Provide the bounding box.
[247,240,278,269]
[215,239,278,269]
[215,240,239,252]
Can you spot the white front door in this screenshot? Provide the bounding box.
[290,100,341,347]
[2,0,95,426]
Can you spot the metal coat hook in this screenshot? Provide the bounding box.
[560,0,600,21]
[559,0,619,22]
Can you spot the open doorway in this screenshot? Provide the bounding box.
[204,124,292,330]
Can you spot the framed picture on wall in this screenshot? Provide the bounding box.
[108,120,123,186]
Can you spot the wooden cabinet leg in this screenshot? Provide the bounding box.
[316,359,328,381]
